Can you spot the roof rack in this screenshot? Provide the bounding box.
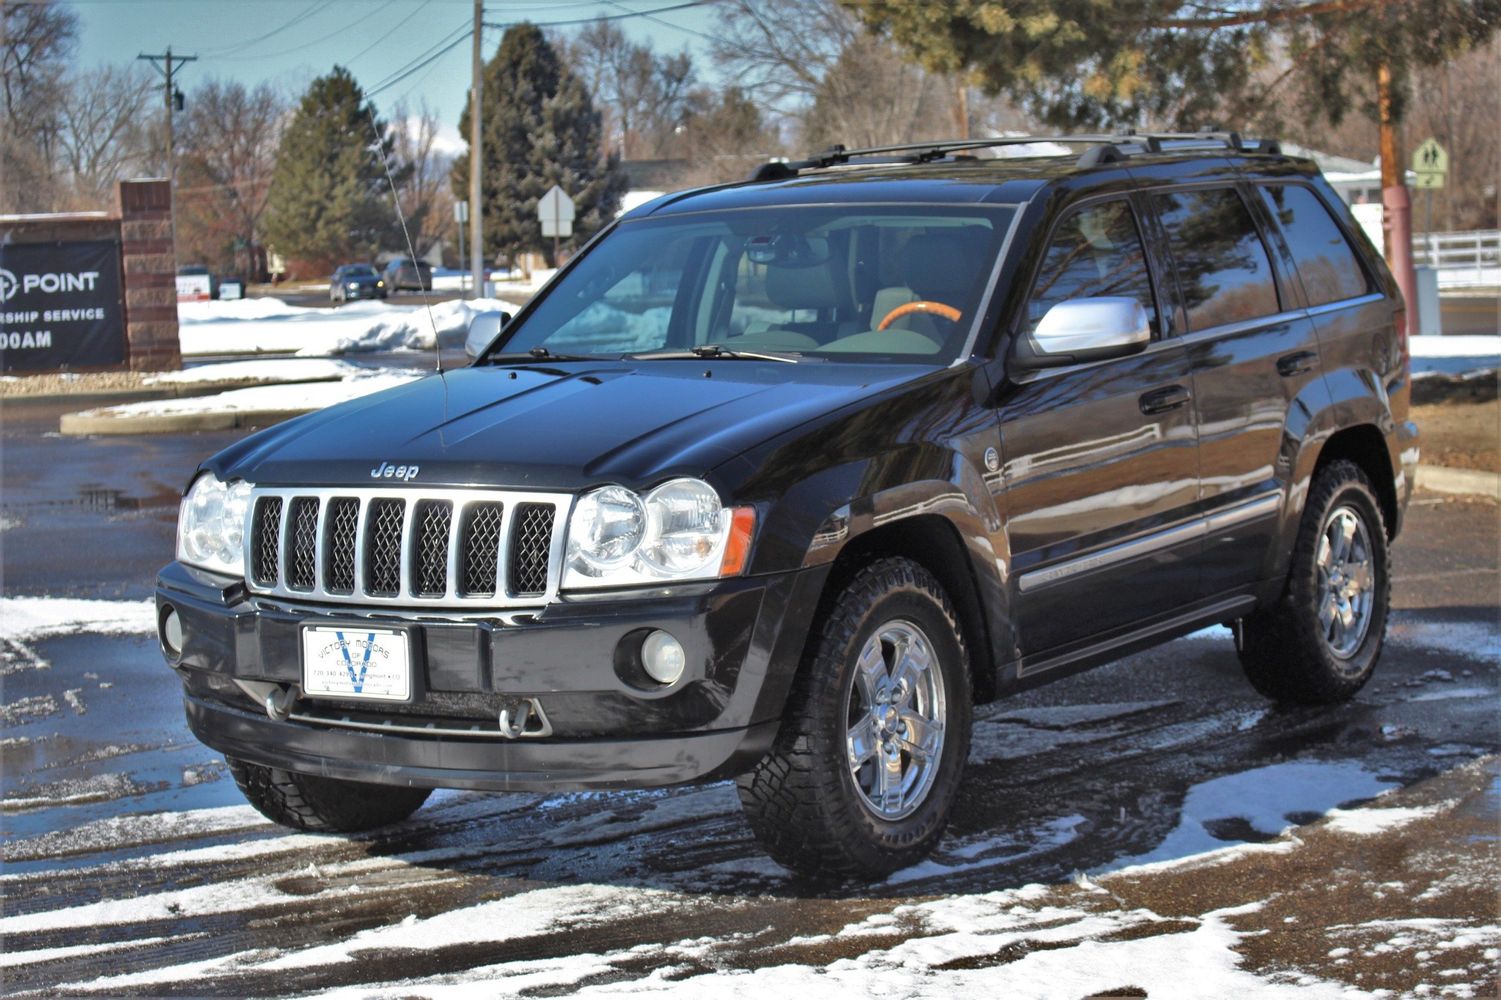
[748,130,1283,181]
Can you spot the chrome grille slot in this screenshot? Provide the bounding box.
[509,503,554,597]
[459,502,504,597]
[252,497,282,586]
[412,500,452,597]
[364,499,405,597]
[324,498,359,593]
[286,498,319,591]
[244,487,570,608]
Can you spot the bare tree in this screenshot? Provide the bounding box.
[389,100,455,262]
[175,79,287,277]
[558,20,697,160]
[53,64,158,210]
[1,0,78,211]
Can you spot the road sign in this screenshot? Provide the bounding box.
[454,200,469,224]
[538,185,575,239]
[1412,137,1448,190]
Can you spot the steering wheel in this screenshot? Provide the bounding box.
[877,300,962,331]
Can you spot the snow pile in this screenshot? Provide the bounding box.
[142,358,368,385]
[73,370,423,420]
[176,298,511,357]
[0,597,157,642]
[1410,334,1500,377]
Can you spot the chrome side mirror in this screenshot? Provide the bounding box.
[1013,297,1150,369]
[464,311,511,359]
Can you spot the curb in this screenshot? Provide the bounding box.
[3,376,340,408]
[1417,464,1501,499]
[60,406,315,436]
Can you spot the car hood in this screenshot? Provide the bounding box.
[209,361,924,493]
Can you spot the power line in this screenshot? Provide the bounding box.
[601,0,718,43]
[482,0,707,30]
[197,0,334,56]
[365,20,471,94]
[366,25,473,97]
[344,0,436,66]
[217,0,406,62]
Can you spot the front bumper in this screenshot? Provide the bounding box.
[157,561,824,792]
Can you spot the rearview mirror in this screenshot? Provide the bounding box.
[1012,297,1150,369]
[464,310,512,359]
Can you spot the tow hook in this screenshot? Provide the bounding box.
[265,685,298,722]
[497,697,552,739]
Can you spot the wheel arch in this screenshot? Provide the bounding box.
[805,513,999,705]
[1310,424,1398,539]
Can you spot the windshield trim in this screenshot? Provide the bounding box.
[950,201,1028,366]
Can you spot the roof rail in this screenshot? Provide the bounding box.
[746,131,1282,181]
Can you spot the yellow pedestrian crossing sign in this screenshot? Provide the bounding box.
[1412,138,1448,189]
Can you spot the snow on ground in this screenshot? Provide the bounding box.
[1105,759,1396,871]
[71,371,423,420]
[176,297,510,357]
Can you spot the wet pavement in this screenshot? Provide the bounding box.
[1,396,1497,997]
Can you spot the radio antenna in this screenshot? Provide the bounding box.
[365,107,444,378]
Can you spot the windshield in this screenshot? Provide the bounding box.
[490,205,1014,363]
[346,264,376,276]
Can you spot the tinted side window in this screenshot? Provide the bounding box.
[1154,188,1280,331]
[1259,184,1369,305]
[1024,199,1157,335]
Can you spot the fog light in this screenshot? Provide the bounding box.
[641,630,685,686]
[162,606,183,657]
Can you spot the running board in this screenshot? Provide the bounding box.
[1017,594,1256,679]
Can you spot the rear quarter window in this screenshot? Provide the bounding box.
[1154,187,1280,332]
[1258,184,1370,306]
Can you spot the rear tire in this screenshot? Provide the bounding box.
[226,756,430,832]
[1238,459,1390,704]
[737,557,972,879]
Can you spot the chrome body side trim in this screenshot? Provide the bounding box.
[1017,493,1284,593]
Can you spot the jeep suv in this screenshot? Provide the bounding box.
[158,133,1418,878]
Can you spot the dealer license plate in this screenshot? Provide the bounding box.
[301,625,411,701]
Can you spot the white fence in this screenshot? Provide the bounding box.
[1412,230,1501,288]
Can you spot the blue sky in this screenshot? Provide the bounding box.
[72,0,718,149]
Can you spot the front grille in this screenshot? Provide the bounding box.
[252,497,282,586]
[244,487,567,608]
[510,503,555,596]
[286,498,320,590]
[365,499,405,596]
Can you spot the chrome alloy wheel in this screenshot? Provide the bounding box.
[1317,505,1376,661]
[844,619,947,821]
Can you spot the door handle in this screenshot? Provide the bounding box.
[1139,385,1192,415]
[1277,351,1319,377]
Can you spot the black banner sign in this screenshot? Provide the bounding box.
[0,240,126,372]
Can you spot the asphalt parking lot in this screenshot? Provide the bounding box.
[0,396,1496,997]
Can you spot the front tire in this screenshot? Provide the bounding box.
[1238,459,1390,704]
[737,557,972,879]
[226,756,430,832]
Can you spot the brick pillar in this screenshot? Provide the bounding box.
[117,179,181,371]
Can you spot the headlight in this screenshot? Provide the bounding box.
[347,281,360,289]
[176,474,252,576]
[563,478,754,590]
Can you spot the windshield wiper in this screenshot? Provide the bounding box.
[627,344,802,364]
[483,346,598,364]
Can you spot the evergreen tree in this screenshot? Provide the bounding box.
[264,66,400,272]
[452,24,626,267]
[855,1,1499,133]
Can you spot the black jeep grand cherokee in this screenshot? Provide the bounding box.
[159,133,1418,878]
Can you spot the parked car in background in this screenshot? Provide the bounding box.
[330,264,387,304]
[381,257,433,293]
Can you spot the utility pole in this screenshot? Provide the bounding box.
[138,47,196,261]
[1376,62,1418,337]
[469,0,484,299]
